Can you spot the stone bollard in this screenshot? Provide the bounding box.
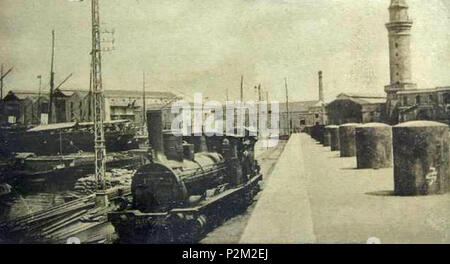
[355,123,392,169]
[393,121,449,196]
[323,126,336,147]
[339,123,360,157]
[327,125,340,151]
[323,127,331,147]
[312,125,325,144]
[311,126,318,140]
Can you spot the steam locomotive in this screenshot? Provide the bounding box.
[108,110,262,243]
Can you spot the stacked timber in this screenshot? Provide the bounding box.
[0,195,95,243]
[0,168,134,243]
[73,169,134,195]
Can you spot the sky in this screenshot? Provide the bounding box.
[1,0,450,103]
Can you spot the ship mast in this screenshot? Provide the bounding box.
[48,30,55,124]
[142,71,146,127]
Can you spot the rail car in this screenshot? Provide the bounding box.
[108,110,262,243]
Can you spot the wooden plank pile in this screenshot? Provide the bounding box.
[0,195,95,243]
[0,185,132,243]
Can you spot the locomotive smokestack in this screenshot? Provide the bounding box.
[147,110,165,160]
[318,71,324,102]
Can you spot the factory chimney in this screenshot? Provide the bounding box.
[147,110,165,160]
[318,71,324,101]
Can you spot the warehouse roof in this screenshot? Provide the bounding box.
[103,90,179,99]
[3,90,40,101]
[334,93,386,105]
[279,100,320,113]
[2,89,181,101]
[397,87,450,95]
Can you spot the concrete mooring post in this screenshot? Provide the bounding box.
[393,121,449,196]
[355,123,392,169]
[323,128,331,147]
[305,125,313,136]
[327,125,340,151]
[312,125,325,144]
[339,123,360,157]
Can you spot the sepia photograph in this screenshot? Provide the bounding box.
[1,0,450,250]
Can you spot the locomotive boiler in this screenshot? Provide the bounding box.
[108,110,262,243]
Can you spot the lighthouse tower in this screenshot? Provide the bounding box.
[385,0,417,123]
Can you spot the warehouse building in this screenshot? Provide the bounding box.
[326,93,386,125]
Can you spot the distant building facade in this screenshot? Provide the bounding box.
[397,87,450,123]
[278,70,327,135]
[279,100,324,134]
[0,89,180,126]
[103,90,180,125]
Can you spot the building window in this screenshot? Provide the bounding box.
[444,93,450,105]
[41,103,49,113]
[403,97,408,106]
[70,102,75,121]
[315,114,319,118]
[8,116,16,124]
[415,95,421,105]
[300,120,306,125]
[429,94,433,103]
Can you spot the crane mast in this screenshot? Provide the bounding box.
[91,0,107,190]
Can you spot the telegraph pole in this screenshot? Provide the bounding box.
[89,56,93,122]
[91,0,107,192]
[1,65,3,100]
[285,78,290,136]
[48,30,55,124]
[142,71,146,126]
[37,75,42,122]
[258,84,262,102]
[240,75,244,102]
